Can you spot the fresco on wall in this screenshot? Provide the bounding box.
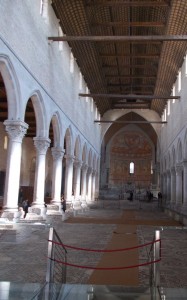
[109,131,152,189]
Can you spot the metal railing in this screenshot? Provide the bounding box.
[148,230,161,300]
[46,227,67,284]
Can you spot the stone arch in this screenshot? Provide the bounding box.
[74,135,81,160]
[25,90,47,137]
[96,157,100,172]
[166,151,171,170]
[0,54,20,119]
[171,146,176,166]
[82,143,88,164]
[163,156,167,172]
[184,129,187,160]
[93,153,96,170]
[49,112,63,148]
[64,126,73,155]
[176,139,183,163]
[88,149,93,168]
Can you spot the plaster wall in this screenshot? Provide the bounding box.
[159,55,187,163]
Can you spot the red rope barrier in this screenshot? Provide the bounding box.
[48,238,161,253]
[48,257,161,270]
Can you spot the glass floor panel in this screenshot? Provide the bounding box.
[1,282,187,299]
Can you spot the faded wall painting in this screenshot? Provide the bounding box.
[109,130,152,189]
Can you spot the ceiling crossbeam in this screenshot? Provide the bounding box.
[86,1,170,7]
[94,120,167,124]
[79,93,180,100]
[92,21,165,28]
[48,35,187,42]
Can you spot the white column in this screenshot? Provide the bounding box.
[182,160,187,210]
[171,167,176,207]
[2,120,28,212]
[73,160,82,200]
[163,173,167,200]
[64,155,74,203]
[51,147,65,205]
[166,170,170,204]
[175,164,183,208]
[87,167,93,201]
[32,137,50,208]
[81,163,88,201]
[91,170,96,201]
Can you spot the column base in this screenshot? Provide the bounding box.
[25,206,47,220]
[72,200,83,216]
[46,204,62,216]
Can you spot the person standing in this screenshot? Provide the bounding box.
[22,199,30,218]
[61,195,66,213]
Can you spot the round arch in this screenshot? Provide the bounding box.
[49,112,63,148]
[176,139,183,163]
[0,54,20,119]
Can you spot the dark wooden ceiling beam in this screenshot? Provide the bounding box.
[103,64,157,69]
[92,21,165,28]
[94,120,167,124]
[79,93,180,100]
[112,106,150,109]
[48,35,187,42]
[100,54,160,58]
[86,1,170,7]
[107,84,155,87]
[105,75,157,79]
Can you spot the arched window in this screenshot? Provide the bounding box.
[130,162,134,174]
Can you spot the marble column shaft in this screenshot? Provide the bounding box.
[73,160,82,200]
[171,167,176,205]
[32,137,50,207]
[3,120,28,211]
[87,167,93,200]
[175,164,183,207]
[81,163,88,199]
[51,147,65,204]
[64,155,74,202]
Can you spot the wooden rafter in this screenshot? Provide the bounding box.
[103,65,158,70]
[100,54,160,58]
[48,35,187,42]
[107,84,155,87]
[92,21,165,28]
[105,75,157,79]
[79,93,180,100]
[86,1,170,7]
[94,120,167,124]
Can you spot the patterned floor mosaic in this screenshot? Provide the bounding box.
[0,199,187,288]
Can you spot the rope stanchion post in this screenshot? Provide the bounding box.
[151,230,161,300]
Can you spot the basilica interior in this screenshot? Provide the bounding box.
[0,1,187,299]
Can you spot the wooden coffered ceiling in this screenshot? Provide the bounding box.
[50,0,187,116]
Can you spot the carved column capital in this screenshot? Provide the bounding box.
[176,164,183,174]
[87,166,93,174]
[92,170,96,176]
[65,155,74,166]
[4,120,28,142]
[82,163,88,172]
[74,159,82,169]
[51,147,65,160]
[34,137,51,155]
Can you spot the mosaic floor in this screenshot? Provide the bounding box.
[0,199,187,288]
